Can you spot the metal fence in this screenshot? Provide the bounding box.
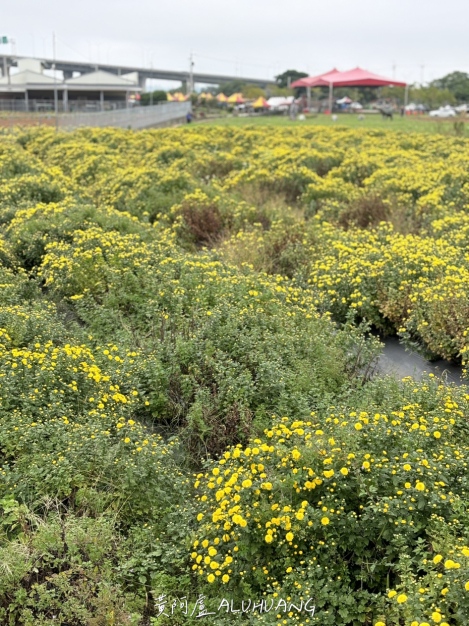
[58,101,191,130]
[0,101,192,130]
[0,99,130,113]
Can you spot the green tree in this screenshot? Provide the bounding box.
[267,85,293,97]
[140,90,168,106]
[380,85,406,104]
[431,71,469,102]
[217,80,249,96]
[380,84,456,108]
[169,84,187,95]
[275,69,308,88]
[412,86,456,109]
[243,85,265,99]
[216,81,271,98]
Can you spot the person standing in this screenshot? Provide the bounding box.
[289,101,298,121]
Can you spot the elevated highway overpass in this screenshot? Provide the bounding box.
[0,54,274,90]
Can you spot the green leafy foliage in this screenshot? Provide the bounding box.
[0,125,467,625]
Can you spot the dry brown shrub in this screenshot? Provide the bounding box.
[339,195,389,230]
[204,402,252,458]
[183,398,253,461]
[338,195,421,234]
[181,202,223,245]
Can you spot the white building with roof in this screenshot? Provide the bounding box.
[0,58,142,112]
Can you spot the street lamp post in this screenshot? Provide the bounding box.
[189,51,194,95]
[53,32,58,131]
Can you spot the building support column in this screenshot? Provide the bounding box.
[100,90,104,111]
[2,56,10,84]
[328,82,333,114]
[63,88,68,113]
[306,86,311,111]
[24,90,29,113]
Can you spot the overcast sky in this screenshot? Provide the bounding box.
[3,0,468,89]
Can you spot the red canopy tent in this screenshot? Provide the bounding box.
[291,68,339,88]
[291,67,407,112]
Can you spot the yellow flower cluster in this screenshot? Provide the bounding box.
[193,376,469,620]
[306,217,469,362]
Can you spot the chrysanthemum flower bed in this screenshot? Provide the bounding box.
[0,126,468,624]
[193,379,469,625]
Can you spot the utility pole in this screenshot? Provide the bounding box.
[420,63,425,86]
[392,61,396,80]
[150,58,153,106]
[189,50,194,95]
[53,32,58,131]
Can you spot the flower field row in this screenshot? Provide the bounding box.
[0,125,469,624]
[6,125,469,361]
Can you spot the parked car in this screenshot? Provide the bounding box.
[429,106,456,118]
